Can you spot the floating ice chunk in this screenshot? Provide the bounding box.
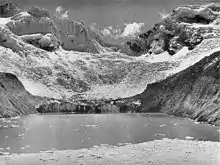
[10,124,20,128]
[162,138,170,140]
[155,133,166,137]
[11,116,21,120]
[160,124,166,127]
[0,152,9,155]
[18,133,25,137]
[43,148,56,153]
[82,125,99,128]
[185,136,195,140]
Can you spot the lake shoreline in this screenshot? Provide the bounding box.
[1,111,219,127]
[0,139,219,165]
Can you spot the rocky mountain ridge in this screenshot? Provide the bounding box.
[0,2,219,124]
[122,3,220,56]
[0,2,118,53]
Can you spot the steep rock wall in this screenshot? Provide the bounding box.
[138,51,220,125]
[0,72,37,117]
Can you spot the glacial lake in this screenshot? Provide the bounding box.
[0,113,219,154]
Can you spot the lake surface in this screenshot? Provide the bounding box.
[0,113,219,154]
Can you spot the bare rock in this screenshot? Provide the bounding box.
[0,72,37,117]
[27,6,50,18]
[0,1,22,18]
[21,33,60,51]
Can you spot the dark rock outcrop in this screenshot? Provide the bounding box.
[0,72,37,117]
[136,51,220,125]
[0,1,22,18]
[27,6,51,18]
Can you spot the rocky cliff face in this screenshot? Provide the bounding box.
[0,1,22,18]
[122,3,220,56]
[0,72,37,117]
[137,51,220,125]
[1,4,116,54]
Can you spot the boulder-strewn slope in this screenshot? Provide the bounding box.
[122,3,220,56]
[136,51,220,125]
[0,72,37,117]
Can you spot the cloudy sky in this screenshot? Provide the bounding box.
[1,0,214,29]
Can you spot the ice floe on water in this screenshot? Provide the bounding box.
[185,136,195,140]
[10,124,20,128]
[0,152,9,155]
[155,133,166,137]
[11,116,21,120]
[159,124,167,127]
[81,125,100,128]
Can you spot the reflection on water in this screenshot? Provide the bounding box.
[0,113,219,154]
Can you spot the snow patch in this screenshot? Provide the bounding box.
[0,17,10,26]
[20,79,61,99]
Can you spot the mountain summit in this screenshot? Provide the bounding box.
[121,3,220,56]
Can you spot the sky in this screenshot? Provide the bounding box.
[1,0,216,29]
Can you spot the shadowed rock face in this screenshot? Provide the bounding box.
[137,51,220,125]
[27,6,51,18]
[0,1,22,18]
[0,72,37,117]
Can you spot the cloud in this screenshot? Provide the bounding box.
[101,22,145,38]
[55,6,69,19]
[121,22,145,37]
[98,22,145,44]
